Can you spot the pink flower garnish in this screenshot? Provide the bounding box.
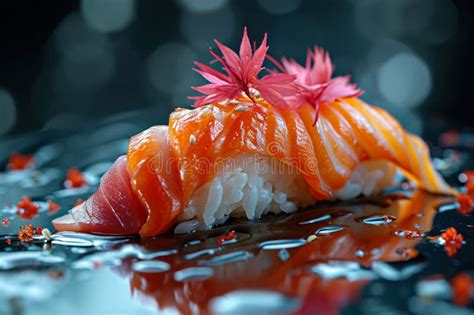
[272,47,363,123]
[190,27,296,107]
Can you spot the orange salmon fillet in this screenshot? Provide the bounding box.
[126,97,454,236]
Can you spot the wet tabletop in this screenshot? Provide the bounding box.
[1,110,474,315]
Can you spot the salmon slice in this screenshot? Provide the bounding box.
[53,96,455,237]
[52,156,147,235]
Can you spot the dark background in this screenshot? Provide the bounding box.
[0,0,473,139]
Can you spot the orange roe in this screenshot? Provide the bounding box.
[18,224,35,243]
[441,227,464,257]
[16,196,39,220]
[47,200,61,214]
[457,194,473,214]
[217,230,236,245]
[2,218,9,227]
[64,168,87,188]
[74,199,85,207]
[451,273,472,306]
[7,152,35,171]
[5,239,12,245]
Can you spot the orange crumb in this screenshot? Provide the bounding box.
[47,200,61,214]
[217,230,236,245]
[451,273,472,306]
[5,239,12,245]
[2,218,9,227]
[16,196,39,220]
[457,194,473,214]
[18,224,35,243]
[441,227,464,257]
[7,153,35,171]
[74,199,85,207]
[65,168,87,188]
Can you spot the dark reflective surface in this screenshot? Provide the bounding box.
[1,113,473,315]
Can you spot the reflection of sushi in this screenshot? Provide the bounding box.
[53,29,454,237]
[119,190,442,314]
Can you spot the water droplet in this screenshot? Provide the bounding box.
[315,225,344,235]
[210,290,300,315]
[355,250,366,258]
[359,215,397,225]
[415,279,451,299]
[259,238,306,250]
[174,267,214,282]
[119,244,177,259]
[372,261,426,281]
[199,251,253,266]
[185,248,220,260]
[52,232,130,247]
[310,261,376,281]
[371,248,382,256]
[395,247,418,259]
[299,214,331,225]
[132,260,170,273]
[184,239,202,247]
[437,202,458,213]
[278,249,290,262]
[0,252,66,270]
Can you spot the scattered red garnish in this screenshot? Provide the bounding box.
[36,226,43,235]
[7,152,35,171]
[2,217,9,227]
[5,239,12,245]
[190,27,297,108]
[64,168,87,188]
[217,230,237,245]
[16,196,39,220]
[440,227,464,257]
[394,229,425,240]
[47,200,61,214]
[457,193,473,215]
[451,273,472,306]
[272,47,362,124]
[74,199,85,207]
[18,224,36,243]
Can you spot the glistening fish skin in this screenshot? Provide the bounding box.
[53,97,454,237]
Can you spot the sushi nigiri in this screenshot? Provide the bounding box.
[53,28,454,237]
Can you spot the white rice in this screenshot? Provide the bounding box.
[174,155,403,234]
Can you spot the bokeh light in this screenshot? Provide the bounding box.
[178,0,228,13]
[377,52,432,109]
[81,0,136,33]
[0,89,16,136]
[180,6,236,49]
[0,1,472,137]
[147,42,196,100]
[53,13,115,90]
[257,0,303,16]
